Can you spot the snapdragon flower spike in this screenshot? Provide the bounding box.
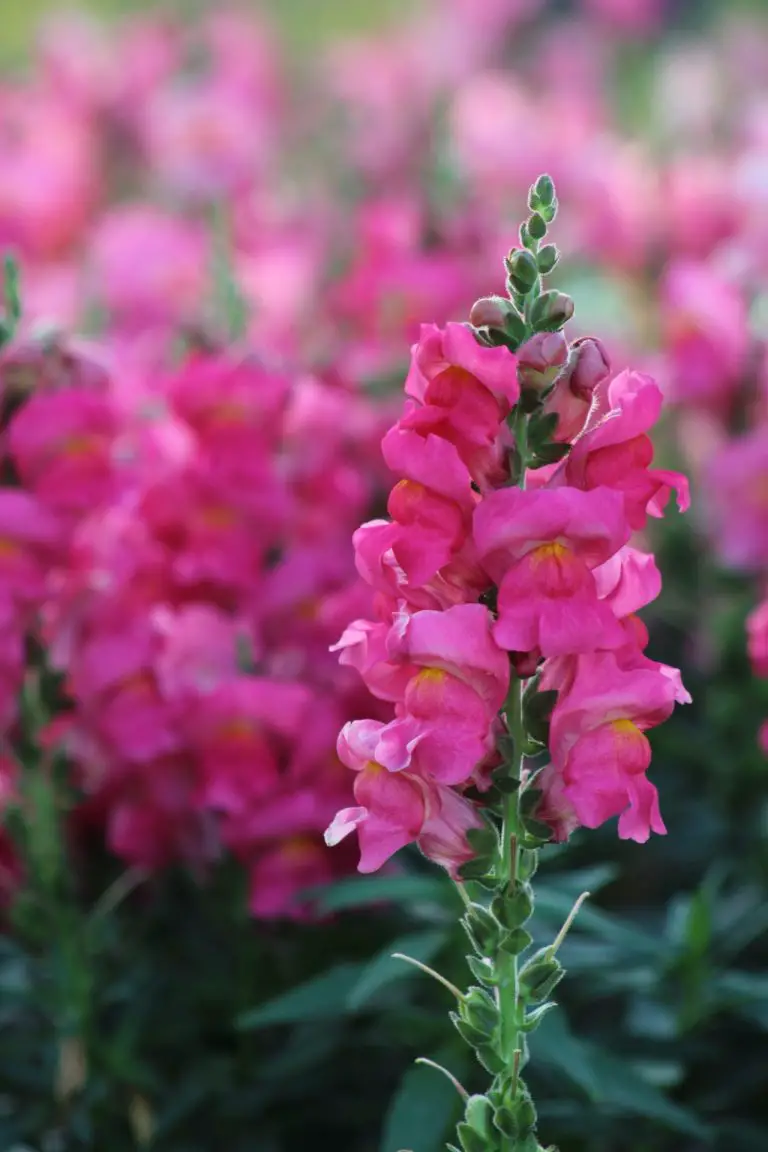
[328,175,690,1152]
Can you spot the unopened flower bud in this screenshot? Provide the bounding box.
[530,173,555,209]
[527,212,547,241]
[541,336,611,443]
[517,331,569,395]
[506,248,539,294]
[464,1095,494,1138]
[530,290,575,333]
[567,336,611,400]
[469,295,514,330]
[519,948,564,1002]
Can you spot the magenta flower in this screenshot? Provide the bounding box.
[560,370,690,530]
[474,486,629,656]
[546,652,677,842]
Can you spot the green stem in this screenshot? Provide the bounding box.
[498,676,525,1066]
[497,402,530,1074]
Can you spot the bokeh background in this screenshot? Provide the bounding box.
[1,1,768,1151]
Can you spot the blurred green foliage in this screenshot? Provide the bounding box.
[1,0,412,63]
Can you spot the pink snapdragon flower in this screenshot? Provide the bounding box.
[379,428,476,586]
[661,260,750,409]
[0,485,63,575]
[142,80,272,201]
[400,322,519,480]
[705,428,768,571]
[545,652,675,842]
[474,486,629,656]
[581,0,663,35]
[327,718,482,874]
[558,370,690,530]
[8,387,122,516]
[747,599,768,677]
[87,207,208,331]
[334,604,506,789]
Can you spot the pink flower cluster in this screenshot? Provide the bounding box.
[0,334,390,917]
[328,319,690,874]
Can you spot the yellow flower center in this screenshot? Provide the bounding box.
[611,718,642,739]
[530,540,570,565]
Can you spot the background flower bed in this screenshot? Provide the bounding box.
[0,1,767,1150]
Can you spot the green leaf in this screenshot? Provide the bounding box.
[380,1049,466,1152]
[315,873,454,915]
[236,962,364,1030]
[347,929,447,1009]
[533,1013,708,1137]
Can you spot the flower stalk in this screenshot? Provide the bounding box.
[326,173,690,1151]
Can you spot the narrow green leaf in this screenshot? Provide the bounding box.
[236,962,363,1030]
[380,1048,466,1152]
[347,929,446,1009]
[533,1013,708,1137]
[315,873,453,914]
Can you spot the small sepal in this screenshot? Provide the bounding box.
[519,949,565,1003]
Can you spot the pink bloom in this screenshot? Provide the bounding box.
[167,353,289,456]
[326,741,482,875]
[8,388,121,515]
[340,679,492,782]
[705,428,768,570]
[187,678,311,813]
[248,837,334,920]
[661,261,750,408]
[547,652,678,842]
[379,428,475,585]
[405,321,519,410]
[559,370,690,530]
[388,603,509,716]
[330,605,509,786]
[153,604,244,699]
[142,81,271,201]
[592,546,662,619]
[399,323,517,485]
[97,675,180,765]
[353,519,486,614]
[369,710,495,787]
[139,468,264,595]
[0,94,99,258]
[582,0,663,35]
[474,486,629,656]
[0,490,64,605]
[747,600,768,677]
[331,618,416,702]
[87,207,207,330]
